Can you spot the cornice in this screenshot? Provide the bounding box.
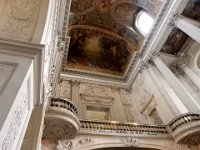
[60,0,189,89]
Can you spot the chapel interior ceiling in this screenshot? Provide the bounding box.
[161,0,200,55]
[62,0,166,79]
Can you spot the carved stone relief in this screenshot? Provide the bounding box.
[80,84,112,98]
[42,137,95,150]
[164,141,191,150]
[20,110,36,150]
[60,81,72,99]
[121,137,138,147]
[1,78,29,150]
[0,0,41,41]
[42,140,57,150]
[56,140,75,150]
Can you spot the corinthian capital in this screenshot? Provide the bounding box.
[168,14,182,26]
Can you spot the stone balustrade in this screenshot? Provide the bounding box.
[43,101,200,145]
[167,113,200,145]
[43,97,80,139]
[50,97,77,115]
[80,120,168,136]
[168,113,200,133]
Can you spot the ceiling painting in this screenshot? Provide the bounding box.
[161,0,200,55]
[161,28,188,55]
[69,1,142,46]
[65,27,133,76]
[62,0,166,78]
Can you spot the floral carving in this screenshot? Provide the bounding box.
[56,141,75,150]
[76,137,95,146]
[55,138,95,150]
[121,137,138,147]
[166,142,190,150]
[81,84,112,98]
[2,84,29,150]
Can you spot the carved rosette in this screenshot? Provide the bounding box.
[1,82,29,150]
[121,137,138,147]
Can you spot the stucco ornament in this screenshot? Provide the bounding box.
[56,140,75,150]
[121,137,138,147]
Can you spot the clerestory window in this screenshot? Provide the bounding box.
[136,11,154,36]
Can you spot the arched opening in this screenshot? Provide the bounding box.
[94,147,160,150]
[135,11,154,36]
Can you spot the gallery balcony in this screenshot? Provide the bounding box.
[43,97,80,139]
[168,113,200,145]
[79,119,168,137]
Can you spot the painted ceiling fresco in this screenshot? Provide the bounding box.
[63,0,165,76]
[161,0,200,55]
[67,27,133,75]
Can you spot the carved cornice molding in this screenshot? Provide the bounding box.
[60,0,177,89]
[168,14,182,26]
[56,137,95,150]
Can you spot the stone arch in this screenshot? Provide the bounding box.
[72,135,191,150]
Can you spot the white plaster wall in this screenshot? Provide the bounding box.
[0,0,49,43]
[56,81,131,122]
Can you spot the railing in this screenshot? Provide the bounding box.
[43,97,80,139]
[50,97,77,115]
[168,113,200,132]
[80,120,168,135]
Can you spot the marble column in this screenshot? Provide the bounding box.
[178,61,200,90]
[153,56,200,112]
[71,81,81,117]
[145,64,188,118]
[174,15,200,43]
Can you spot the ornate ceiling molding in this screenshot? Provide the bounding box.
[60,0,189,89]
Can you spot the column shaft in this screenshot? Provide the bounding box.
[175,16,200,43]
[147,65,188,116]
[153,56,200,112]
[71,81,80,117]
